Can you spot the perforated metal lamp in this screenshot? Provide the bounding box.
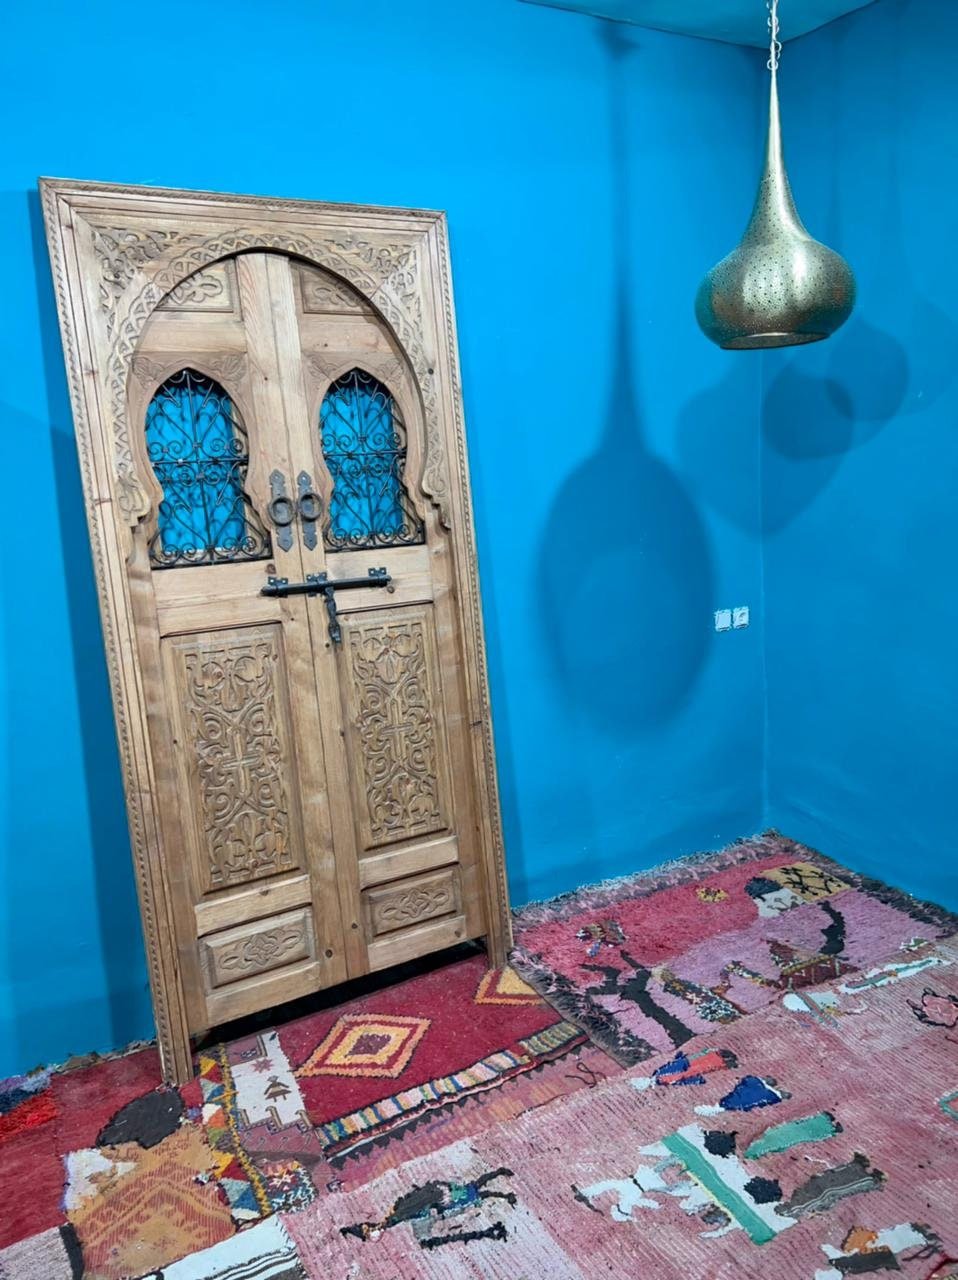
[695,0,856,350]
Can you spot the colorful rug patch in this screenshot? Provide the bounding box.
[227,1030,309,1130]
[66,1124,234,1280]
[6,837,956,1279]
[188,1046,316,1223]
[0,1068,62,1249]
[321,1038,617,1195]
[511,832,958,1064]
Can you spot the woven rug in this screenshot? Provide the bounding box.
[0,957,612,1276]
[180,953,600,1198]
[510,832,958,1065]
[282,933,958,1278]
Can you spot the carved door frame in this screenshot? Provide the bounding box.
[41,179,511,1082]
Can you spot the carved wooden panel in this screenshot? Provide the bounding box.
[157,260,239,313]
[364,867,460,940]
[341,608,450,851]
[169,625,300,893]
[297,262,370,315]
[202,908,314,989]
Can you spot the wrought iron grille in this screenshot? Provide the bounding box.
[145,368,271,569]
[320,368,425,551]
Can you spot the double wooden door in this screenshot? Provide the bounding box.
[42,183,510,1082]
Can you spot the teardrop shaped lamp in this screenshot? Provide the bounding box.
[696,0,855,350]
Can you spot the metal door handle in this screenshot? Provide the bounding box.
[296,472,322,550]
[267,496,295,525]
[267,470,295,552]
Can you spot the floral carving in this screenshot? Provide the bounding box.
[370,878,455,936]
[157,264,233,311]
[299,265,368,314]
[347,618,444,848]
[201,353,247,385]
[92,225,179,328]
[131,353,174,387]
[208,919,309,987]
[327,233,417,287]
[181,632,295,890]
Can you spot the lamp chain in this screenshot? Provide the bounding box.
[767,0,782,72]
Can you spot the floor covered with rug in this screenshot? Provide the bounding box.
[2,834,957,1279]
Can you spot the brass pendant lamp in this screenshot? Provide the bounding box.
[696,0,855,349]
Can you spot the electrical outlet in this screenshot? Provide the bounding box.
[714,608,732,632]
[732,606,750,629]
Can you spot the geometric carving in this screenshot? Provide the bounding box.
[345,613,446,849]
[178,628,297,891]
[365,867,459,938]
[203,909,313,988]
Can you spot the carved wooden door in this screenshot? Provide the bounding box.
[42,182,511,1083]
[131,252,351,1040]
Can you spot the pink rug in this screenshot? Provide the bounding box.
[509,832,958,1065]
[282,933,958,1278]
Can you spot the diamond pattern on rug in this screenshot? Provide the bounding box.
[315,1020,588,1162]
[283,954,564,1137]
[296,1014,431,1080]
[473,967,541,1005]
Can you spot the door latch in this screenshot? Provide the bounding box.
[261,567,391,644]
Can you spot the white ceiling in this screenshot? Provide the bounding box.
[519,0,879,47]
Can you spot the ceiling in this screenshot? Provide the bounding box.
[519,0,879,47]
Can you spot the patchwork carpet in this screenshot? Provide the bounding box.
[510,832,958,1065]
[2,834,957,1279]
[0,957,607,1277]
[283,935,958,1278]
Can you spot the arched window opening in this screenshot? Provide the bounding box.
[145,368,271,568]
[320,368,425,551]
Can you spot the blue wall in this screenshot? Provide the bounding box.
[0,0,765,1075]
[763,0,958,910]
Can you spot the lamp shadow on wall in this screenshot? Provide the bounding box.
[538,24,713,735]
[25,190,150,1054]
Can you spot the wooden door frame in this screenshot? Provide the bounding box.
[41,178,512,1083]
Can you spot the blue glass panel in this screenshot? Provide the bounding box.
[144,369,271,568]
[319,369,424,551]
